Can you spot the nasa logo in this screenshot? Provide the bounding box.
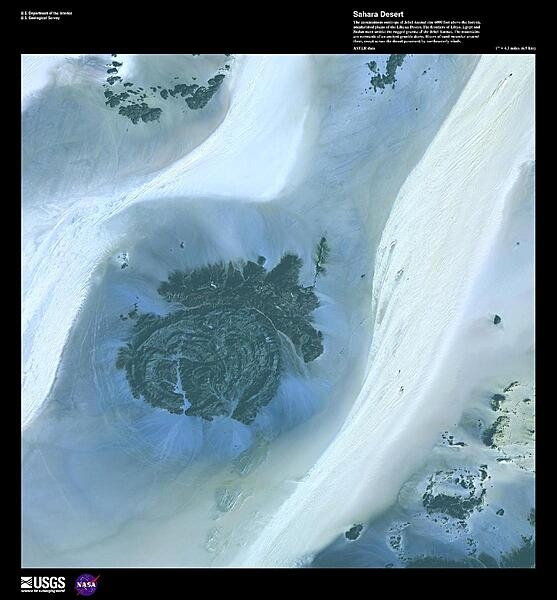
[75,574,100,596]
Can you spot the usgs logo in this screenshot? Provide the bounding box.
[21,576,65,593]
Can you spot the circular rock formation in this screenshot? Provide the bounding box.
[116,254,324,424]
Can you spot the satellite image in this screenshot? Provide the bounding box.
[22,53,535,568]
